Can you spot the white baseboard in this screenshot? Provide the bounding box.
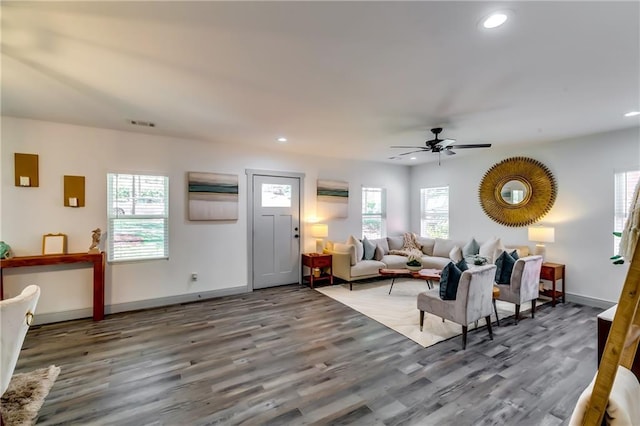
[565,293,615,310]
[34,286,249,325]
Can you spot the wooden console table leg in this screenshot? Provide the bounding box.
[93,253,105,321]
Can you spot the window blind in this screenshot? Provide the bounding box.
[362,187,386,239]
[614,169,640,254]
[107,173,169,262]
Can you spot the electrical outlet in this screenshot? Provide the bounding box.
[191,272,198,281]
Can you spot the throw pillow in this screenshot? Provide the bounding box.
[462,238,480,257]
[372,238,390,255]
[362,237,376,260]
[374,244,384,261]
[347,235,364,261]
[439,261,464,300]
[449,245,463,263]
[479,237,504,264]
[494,250,518,284]
[456,258,469,272]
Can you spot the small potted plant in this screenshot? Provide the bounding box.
[473,255,488,266]
[406,255,423,271]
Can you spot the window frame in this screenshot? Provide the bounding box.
[420,186,450,239]
[361,186,387,239]
[614,168,640,255]
[107,172,170,263]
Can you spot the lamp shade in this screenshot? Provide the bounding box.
[528,226,555,243]
[310,223,328,238]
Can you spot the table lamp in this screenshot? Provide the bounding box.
[528,226,555,259]
[311,223,328,253]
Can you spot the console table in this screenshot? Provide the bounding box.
[0,252,106,321]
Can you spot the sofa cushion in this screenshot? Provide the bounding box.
[334,242,357,266]
[462,238,480,257]
[351,259,386,277]
[381,254,410,269]
[347,235,364,262]
[387,236,404,251]
[479,237,504,264]
[417,237,436,256]
[420,255,452,270]
[439,261,463,300]
[362,237,376,260]
[433,238,457,258]
[371,238,389,255]
[505,245,530,258]
[494,250,518,284]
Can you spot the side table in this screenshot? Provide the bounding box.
[301,253,333,288]
[540,262,565,307]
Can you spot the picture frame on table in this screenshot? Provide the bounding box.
[42,233,67,255]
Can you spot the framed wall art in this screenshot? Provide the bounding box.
[188,172,239,221]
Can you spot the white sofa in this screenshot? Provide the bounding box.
[325,235,529,289]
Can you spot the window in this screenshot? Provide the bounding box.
[614,169,640,254]
[107,173,169,262]
[362,187,386,239]
[420,186,449,238]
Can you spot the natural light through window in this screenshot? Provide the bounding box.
[420,186,449,239]
[107,173,169,262]
[614,169,640,255]
[362,187,386,239]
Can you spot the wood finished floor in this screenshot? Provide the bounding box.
[16,284,602,425]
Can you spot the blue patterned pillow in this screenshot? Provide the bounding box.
[495,250,518,284]
[439,262,464,300]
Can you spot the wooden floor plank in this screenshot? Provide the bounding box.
[13,284,602,425]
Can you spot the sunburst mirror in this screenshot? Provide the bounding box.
[479,157,557,227]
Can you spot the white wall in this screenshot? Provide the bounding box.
[410,126,640,305]
[1,117,410,319]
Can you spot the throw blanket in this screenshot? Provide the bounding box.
[389,232,423,259]
[569,366,640,425]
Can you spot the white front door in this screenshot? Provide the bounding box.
[252,174,301,289]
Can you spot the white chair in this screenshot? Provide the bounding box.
[1,285,41,396]
[495,255,543,324]
[417,264,497,349]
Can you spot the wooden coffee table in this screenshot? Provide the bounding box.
[380,268,441,294]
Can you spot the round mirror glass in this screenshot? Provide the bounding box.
[500,179,528,205]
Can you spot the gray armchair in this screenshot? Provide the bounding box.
[495,255,543,324]
[417,264,497,349]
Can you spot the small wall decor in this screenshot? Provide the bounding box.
[88,228,101,253]
[14,153,39,187]
[188,172,239,220]
[479,157,557,227]
[64,175,85,207]
[317,179,349,219]
[42,233,67,255]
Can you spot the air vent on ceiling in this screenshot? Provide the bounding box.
[129,119,156,128]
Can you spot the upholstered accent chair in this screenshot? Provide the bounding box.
[1,285,40,396]
[417,264,497,349]
[495,255,543,325]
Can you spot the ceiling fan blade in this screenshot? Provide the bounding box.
[439,138,456,148]
[443,149,456,155]
[399,150,426,156]
[390,145,426,149]
[449,144,492,149]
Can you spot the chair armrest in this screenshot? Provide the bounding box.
[325,250,353,281]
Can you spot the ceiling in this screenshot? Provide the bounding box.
[2,1,639,164]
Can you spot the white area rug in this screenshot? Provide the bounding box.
[316,278,541,348]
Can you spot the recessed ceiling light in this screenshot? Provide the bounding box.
[410,157,417,160]
[276,137,288,143]
[624,111,640,117]
[482,12,508,29]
